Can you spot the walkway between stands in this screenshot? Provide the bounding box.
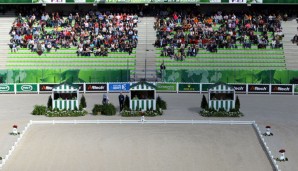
[0,11,15,70]
[134,17,157,81]
[282,18,298,69]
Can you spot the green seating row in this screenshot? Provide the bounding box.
[169,31,274,35]
[6,63,136,67]
[14,48,137,51]
[156,59,285,63]
[156,55,284,59]
[8,59,136,63]
[156,48,283,51]
[8,55,136,58]
[156,51,283,54]
[155,63,285,67]
[9,51,136,54]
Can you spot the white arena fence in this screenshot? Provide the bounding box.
[0,120,280,171]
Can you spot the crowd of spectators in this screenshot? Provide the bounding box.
[154,10,286,60]
[9,8,139,56]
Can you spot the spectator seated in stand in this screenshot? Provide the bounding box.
[8,10,139,57]
[292,34,298,45]
[154,10,285,60]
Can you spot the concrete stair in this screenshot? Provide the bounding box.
[281,18,298,69]
[133,17,158,82]
[0,11,15,69]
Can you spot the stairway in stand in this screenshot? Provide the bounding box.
[0,11,15,70]
[282,18,298,69]
[133,17,158,81]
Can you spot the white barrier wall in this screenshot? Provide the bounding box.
[0,83,296,95]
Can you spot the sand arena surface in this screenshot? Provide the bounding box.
[2,124,272,171]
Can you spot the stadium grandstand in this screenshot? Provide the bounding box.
[0,2,298,171]
[0,3,297,83]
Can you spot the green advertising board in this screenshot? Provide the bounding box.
[16,84,38,92]
[201,83,214,92]
[156,83,177,92]
[0,0,298,3]
[0,69,130,83]
[0,0,31,3]
[294,85,298,93]
[0,84,14,93]
[164,70,298,84]
[178,83,200,92]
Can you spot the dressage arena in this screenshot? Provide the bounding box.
[1,123,273,171]
[1,93,298,170]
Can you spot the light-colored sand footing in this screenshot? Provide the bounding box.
[2,124,272,171]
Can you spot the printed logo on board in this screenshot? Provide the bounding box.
[271,85,292,93]
[21,85,33,91]
[0,85,9,91]
[248,85,269,93]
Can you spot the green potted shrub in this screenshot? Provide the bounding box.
[156,96,167,110]
[201,95,208,109]
[101,103,116,115]
[47,95,52,109]
[80,94,87,109]
[235,95,240,111]
[92,104,103,115]
[32,105,47,115]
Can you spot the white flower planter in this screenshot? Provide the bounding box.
[266,128,271,136]
[279,152,285,161]
[12,128,18,135]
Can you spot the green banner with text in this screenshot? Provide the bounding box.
[178,83,200,92]
[201,83,214,92]
[156,83,177,91]
[294,85,298,93]
[16,84,38,92]
[0,84,14,92]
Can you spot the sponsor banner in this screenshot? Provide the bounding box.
[16,84,38,92]
[109,83,130,92]
[229,0,246,3]
[294,85,298,93]
[39,84,57,92]
[86,83,107,92]
[248,84,269,93]
[73,83,84,92]
[201,83,214,92]
[156,83,177,92]
[248,0,263,3]
[0,84,14,93]
[200,0,221,2]
[178,83,200,92]
[271,84,292,93]
[230,84,246,92]
[33,0,65,3]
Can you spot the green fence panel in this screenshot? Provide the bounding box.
[0,69,130,83]
[164,70,298,84]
